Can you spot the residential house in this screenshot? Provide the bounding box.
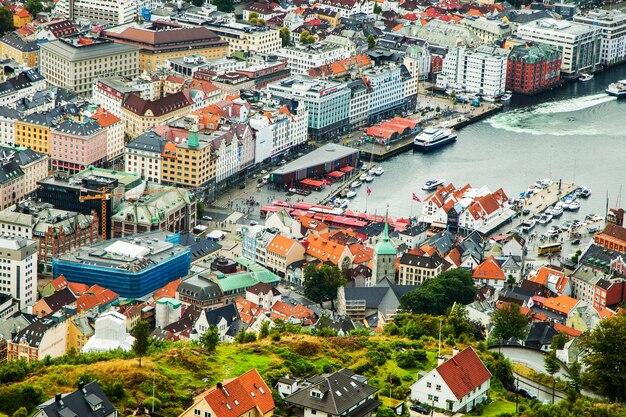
[266,235,306,277]
[66,315,94,353]
[179,369,275,417]
[305,233,353,270]
[473,256,506,288]
[191,304,243,343]
[398,252,447,285]
[246,282,281,310]
[594,222,626,253]
[410,347,491,413]
[8,319,68,362]
[265,210,303,238]
[528,266,572,296]
[32,288,77,318]
[34,381,116,417]
[81,312,135,353]
[524,321,558,350]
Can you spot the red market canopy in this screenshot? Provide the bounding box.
[340,166,354,173]
[300,178,325,187]
[327,171,345,178]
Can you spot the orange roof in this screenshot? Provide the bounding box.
[468,8,482,16]
[50,275,68,291]
[68,282,90,296]
[76,287,119,312]
[162,142,177,159]
[297,215,328,232]
[473,256,505,280]
[271,300,314,321]
[267,234,299,256]
[91,108,121,127]
[305,234,347,265]
[190,79,220,94]
[595,307,616,320]
[553,322,583,337]
[543,295,578,316]
[13,5,31,18]
[349,244,373,264]
[529,266,569,293]
[153,278,183,300]
[236,298,267,324]
[446,247,462,267]
[200,369,275,417]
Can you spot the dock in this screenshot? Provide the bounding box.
[522,182,578,216]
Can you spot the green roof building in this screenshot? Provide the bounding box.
[372,211,397,284]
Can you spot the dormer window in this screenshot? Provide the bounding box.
[310,390,322,398]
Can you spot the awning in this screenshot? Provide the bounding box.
[327,171,345,178]
[300,179,325,187]
[340,166,354,173]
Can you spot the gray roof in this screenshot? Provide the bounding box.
[40,38,138,62]
[343,277,416,308]
[38,381,115,417]
[285,369,378,414]
[0,160,24,185]
[177,274,223,301]
[0,32,39,52]
[53,119,102,136]
[271,144,358,175]
[400,252,443,269]
[127,131,166,153]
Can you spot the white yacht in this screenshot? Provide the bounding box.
[579,73,594,82]
[606,80,626,97]
[422,179,446,191]
[413,128,457,151]
[374,166,384,176]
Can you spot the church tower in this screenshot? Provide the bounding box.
[371,211,397,284]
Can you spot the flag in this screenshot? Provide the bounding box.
[367,187,372,196]
[412,193,421,202]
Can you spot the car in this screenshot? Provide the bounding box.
[256,183,264,189]
[239,183,246,189]
[261,170,268,174]
[250,220,258,226]
[517,388,537,400]
[409,404,430,414]
[202,216,212,221]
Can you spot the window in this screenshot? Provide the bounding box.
[426,383,432,388]
[204,413,211,417]
[434,397,439,402]
[311,410,317,415]
[436,385,441,391]
[194,410,201,416]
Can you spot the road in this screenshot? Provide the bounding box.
[514,374,566,404]
[488,346,570,378]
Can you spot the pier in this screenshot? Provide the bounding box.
[522,182,579,216]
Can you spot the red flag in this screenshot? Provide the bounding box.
[412,193,421,202]
[367,187,372,196]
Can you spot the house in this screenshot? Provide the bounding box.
[32,288,77,318]
[34,381,116,417]
[391,222,429,251]
[593,222,626,253]
[81,312,135,353]
[265,210,302,238]
[473,256,506,288]
[524,321,558,351]
[66,315,94,352]
[191,304,243,343]
[410,347,491,413]
[305,233,353,269]
[246,282,282,310]
[398,252,447,285]
[284,369,380,417]
[179,368,275,417]
[266,234,306,277]
[541,295,580,317]
[528,266,571,296]
[8,319,68,362]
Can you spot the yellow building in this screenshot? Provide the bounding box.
[161,134,217,188]
[66,315,94,352]
[179,369,275,417]
[0,32,40,68]
[15,113,55,154]
[315,9,341,27]
[10,5,31,28]
[103,22,229,71]
[120,91,192,138]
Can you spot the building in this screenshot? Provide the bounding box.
[0,236,37,308]
[66,315,94,352]
[398,252,446,285]
[473,256,506,288]
[316,0,373,17]
[124,131,165,183]
[9,5,31,28]
[0,201,99,272]
[266,234,306,277]
[204,20,282,55]
[103,21,229,71]
[52,231,191,298]
[460,17,512,43]
[371,217,397,284]
[0,69,46,107]
[269,143,358,186]
[594,222,626,253]
[410,347,491,413]
[82,311,135,353]
[284,369,379,417]
[268,77,351,142]
[110,186,197,238]
[517,19,600,76]
[8,319,68,362]
[0,32,40,68]
[363,64,411,124]
[506,43,562,94]
[40,36,139,97]
[121,92,192,138]
[0,146,48,210]
[574,10,626,66]
[440,46,509,98]
[92,76,155,118]
[50,119,108,173]
[276,43,351,76]
[160,133,217,189]
[54,0,137,24]
[179,369,275,417]
[34,381,117,417]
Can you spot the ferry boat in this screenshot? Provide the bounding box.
[422,178,446,191]
[606,80,626,97]
[413,128,457,151]
[579,73,594,82]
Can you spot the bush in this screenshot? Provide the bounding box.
[125,398,137,411]
[143,397,161,411]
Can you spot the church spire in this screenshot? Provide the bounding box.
[383,208,390,242]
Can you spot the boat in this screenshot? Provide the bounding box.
[522,209,531,216]
[422,178,446,191]
[500,91,512,102]
[374,166,384,176]
[346,190,357,199]
[413,128,457,151]
[571,239,581,245]
[534,178,553,189]
[350,180,362,189]
[364,175,374,182]
[360,164,369,171]
[359,173,367,181]
[567,200,581,211]
[520,219,536,234]
[579,73,594,82]
[575,186,591,199]
[537,214,553,225]
[481,95,496,102]
[606,80,626,97]
[339,199,349,209]
[546,202,564,218]
[368,168,376,175]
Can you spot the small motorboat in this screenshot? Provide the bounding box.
[575,186,591,199]
[361,164,369,171]
[346,190,357,199]
[522,209,531,216]
[567,200,581,211]
[350,180,362,189]
[537,214,553,225]
[500,91,512,102]
[534,178,553,189]
[547,202,564,218]
[339,199,349,209]
[364,175,374,182]
[422,178,446,191]
[374,166,384,176]
[359,173,367,181]
[520,219,536,234]
[579,73,594,82]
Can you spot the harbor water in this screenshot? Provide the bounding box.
[348,65,626,221]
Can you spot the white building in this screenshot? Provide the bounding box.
[0,108,21,147]
[275,43,351,76]
[82,311,135,353]
[0,69,46,107]
[517,18,600,76]
[574,10,626,66]
[249,102,308,164]
[316,0,373,17]
[440,46,508,98]
[0,236,37,308]
[54,0,138,24]
[364,64,407,121]
[124,131,165,184]
[410,347,492,413]
[404,44,431,81]
[155,297,182,329]
[92,77,154,119]
[204,20,281,55]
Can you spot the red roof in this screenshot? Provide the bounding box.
[473,256,505,280]
[436,347,492,400]
[201,369,274,417]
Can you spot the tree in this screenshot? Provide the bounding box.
[213,0,234,13]
[191,0,204,6]
[567,360,582,394]
[303,264,346,310]
[197,200,205,218]
[279,27,291,47]
[0,8,14,36]
[400,269,476,315]
[259,320,270,339]
[12,407,28,417]
[550,332,569,350]
[490,302,529,341]
[299,30,315,45]
[132,320,149,367]
[367,34,376,49]
[375,407,395,417]
[571,249,582,264]
[580,313,626,402]
[248,11,259,21]
[544,351,560,377]
[373,3,382,14]
[199,325,219,353]
[24,0,44,17]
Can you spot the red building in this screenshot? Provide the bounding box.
[431,55,443,76]
[506,43,562,94]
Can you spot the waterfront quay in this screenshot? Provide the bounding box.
[521,182,578,216]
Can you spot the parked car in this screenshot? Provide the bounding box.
[517,388,537,400]
[250,220,258,226]
[239,183,246,189]
[202,216,212,221]
[409,404,430,414]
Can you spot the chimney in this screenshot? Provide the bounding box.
[437,356,444,366]
[55,393,62,403]
[452,347,459,357]
[217,382,223,389]
[79,381,85,390]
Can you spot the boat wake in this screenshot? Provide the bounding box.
[487,93,618,136]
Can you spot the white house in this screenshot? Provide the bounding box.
[82,311,135,353]
[410,347,491,413]
[245,282,282,310]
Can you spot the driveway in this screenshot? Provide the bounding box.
[514,374,566,404]
[488,346,569,378]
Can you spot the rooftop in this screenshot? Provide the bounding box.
[271,144,357,175]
